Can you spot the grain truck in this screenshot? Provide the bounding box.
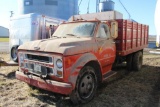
[16,11,149,104]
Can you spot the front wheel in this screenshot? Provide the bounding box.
[70,66,98,104]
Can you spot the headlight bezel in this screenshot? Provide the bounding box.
[18,52,25,67]
[54,57,63,78]
[19,53,25,62]
[56,59,63,69]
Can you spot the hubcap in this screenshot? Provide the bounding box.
[79,73,95,99]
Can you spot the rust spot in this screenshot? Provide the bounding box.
[76,66,83,70]
[71,71,79,76]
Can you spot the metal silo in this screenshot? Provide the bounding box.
[18,0,78,20]
[99,0,115,12]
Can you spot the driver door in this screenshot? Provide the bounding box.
[96,23,116,74]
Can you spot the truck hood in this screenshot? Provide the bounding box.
[18,37,97,55]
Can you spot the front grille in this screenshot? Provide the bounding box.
[26,63,34,70]
[26,54,53,63]
[25,63,54,76]
[19,52,60,77]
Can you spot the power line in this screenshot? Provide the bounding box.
[119,0,131,19]
[78,0,83,14]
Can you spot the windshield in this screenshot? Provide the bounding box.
[53,22,96,37]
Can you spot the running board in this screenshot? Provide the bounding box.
[103,70,117,80]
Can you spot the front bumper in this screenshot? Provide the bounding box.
[16,71,72,95]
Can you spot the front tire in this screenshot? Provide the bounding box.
[70,66,98,104]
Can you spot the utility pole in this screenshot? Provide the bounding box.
[87,0,90,13]
[10,11,14,17]
[78,0,100,14]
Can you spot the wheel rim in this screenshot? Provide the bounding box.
[78,73,95,99]
[11,48,17,59]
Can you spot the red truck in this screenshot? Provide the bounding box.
[16,12,149,104]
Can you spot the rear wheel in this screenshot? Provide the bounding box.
[133,51,143,71]
[126,54,133,71]
[70,66,98,104]
[11,46,18,62]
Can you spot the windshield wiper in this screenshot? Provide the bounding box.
[66,34,80,38]
[52,36,61,38]
[67,34,78,36]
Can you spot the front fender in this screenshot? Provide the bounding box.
[68,53,98,88]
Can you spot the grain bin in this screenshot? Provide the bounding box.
[18,0,78,20]
[99,0,115,12]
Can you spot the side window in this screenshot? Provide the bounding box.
[45,20,59,39]
[97,23,110,39]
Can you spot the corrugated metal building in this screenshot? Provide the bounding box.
[18,0,78,20]
[0,26,9,37]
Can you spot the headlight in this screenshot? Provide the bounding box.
[56,59,63,69]
[19,54,24,62]
[19,53,25,67]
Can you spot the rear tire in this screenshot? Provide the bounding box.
[11,46,18,62]
[126,54,133,71]
[133,51,143,71]
[70,66,98,104]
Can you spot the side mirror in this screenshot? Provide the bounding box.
[110,21,118,39]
